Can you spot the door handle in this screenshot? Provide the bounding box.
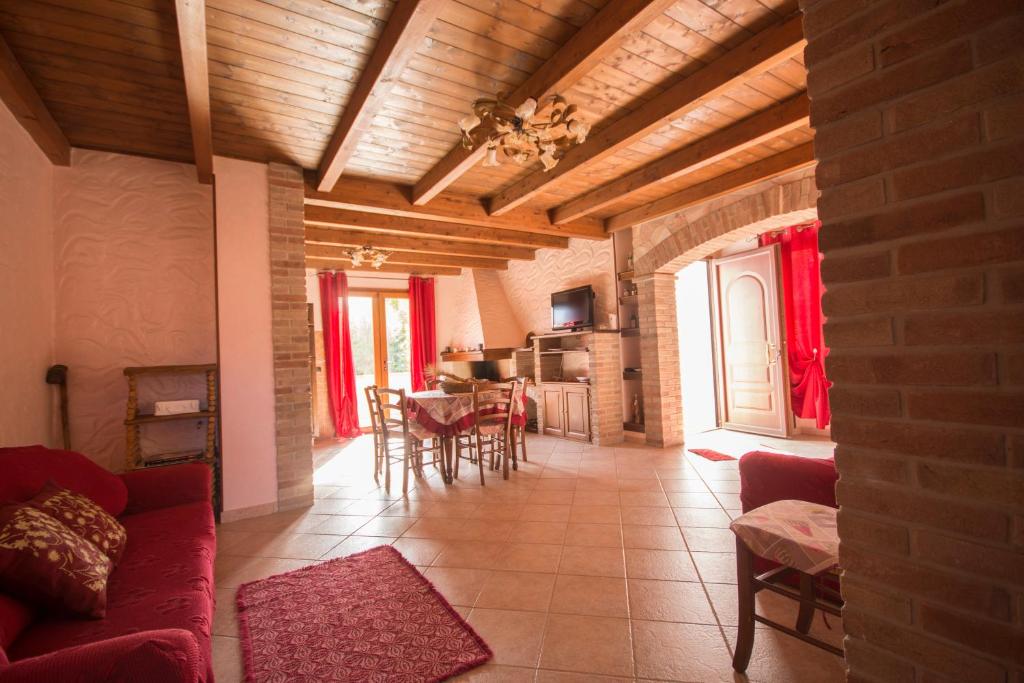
[766,343,780,366]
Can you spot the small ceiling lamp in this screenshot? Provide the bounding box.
[346,245,391,269]
[459,94,590,171]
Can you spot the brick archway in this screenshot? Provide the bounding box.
[633,176,818,446]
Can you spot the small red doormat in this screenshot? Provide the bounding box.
[689,448,737,462]
[236,545,492,682]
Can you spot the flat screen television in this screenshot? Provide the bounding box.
[551,285,595,331]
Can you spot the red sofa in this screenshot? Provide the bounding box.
[0,445,216,683]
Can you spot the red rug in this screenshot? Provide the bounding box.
[689,448,737,462]
[236,545,492,682]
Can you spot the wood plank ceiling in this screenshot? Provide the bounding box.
[0,0,813,275]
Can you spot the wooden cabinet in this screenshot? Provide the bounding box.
[540,383,590,442]
[541,385,565,436]
[564,385,591,441]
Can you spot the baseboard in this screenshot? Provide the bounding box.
[220,501,278,523]
[277,492,314,512]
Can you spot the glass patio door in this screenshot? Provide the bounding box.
[345,291,411,429]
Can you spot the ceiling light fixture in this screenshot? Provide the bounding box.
[346,245,391,269]
[458,94,590,171]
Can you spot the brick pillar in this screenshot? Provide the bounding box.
[636,272,683,447]
[802,1,1024,680]
[267,163,313,510]
[588,331,624,446]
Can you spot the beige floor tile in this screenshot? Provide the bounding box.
[549,574,628,618]
[568,505,620,524]
[563,523,622,547]
[621,524,685,550]
[539,614,633,677]
[212,588,239,638]
[432,541,506,569]
[312,515,375,535]
[558,545,625,577]
[619,506,677,526]
[452,663,536,682]
[466,608,547,667]
[615,478,662,492]
[535,671,632,682]
[215,556,315,589]
[526,490,575,505]
[391,537,447,565]
[632,620,735,682]
[320,536,391,559]
[351,515,417,537]
[476,571,556,611]
[708,479,742,493]
[471,503,526,521]
[509,521,568,545]
[624,549,698,581]
[618,491,670,507]
[725,627,846,682]
[673,507,734,528]
[692,551,738,584]
[628,579,716,624]
[683,526,737,552]
[423,567,491,607]
[212,635,244,683]
[495,542,563,573]
[667,491,721,508]
[570,490,620,506]
[664,480,711,494]
[520,504,572,522]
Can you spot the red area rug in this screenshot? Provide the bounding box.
[236,545,492,682]
[689,448,737,462]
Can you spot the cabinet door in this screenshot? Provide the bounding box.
[563,386,591,441]
[541,386,565,436]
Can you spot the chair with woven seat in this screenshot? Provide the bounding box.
[364,385,385,483]
[372,387,445,494]
[500,376,529,464]
[453,380,521,484]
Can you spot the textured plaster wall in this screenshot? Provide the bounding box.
[0,100,55,447]
[498,237,616,335]
[53,150,216,472]
[435,269,484,352]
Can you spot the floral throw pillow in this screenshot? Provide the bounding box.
[0,505,112,618]
[29,482,127,564]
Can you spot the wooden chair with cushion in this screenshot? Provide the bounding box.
[453,380,521,483]
[500,376,528,463]
[373,387,445,494]
[364,385,385,483]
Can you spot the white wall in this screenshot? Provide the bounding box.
[677,262,717,436]
[214,156,277,514]
[0,99,55,447]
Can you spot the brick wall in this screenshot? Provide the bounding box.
[636,273,683,447]
[802,1,1024,679]
[588,331,624,446]
[267,163,313,510]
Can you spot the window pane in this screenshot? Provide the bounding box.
[384,296,411,393]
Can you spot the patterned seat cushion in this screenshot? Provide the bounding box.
[9,501,215,682]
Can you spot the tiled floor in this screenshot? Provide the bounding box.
[212,434,844,682]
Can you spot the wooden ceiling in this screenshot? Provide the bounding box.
[0,0,814,275]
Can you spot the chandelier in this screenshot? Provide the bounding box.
[345,245,391,269]
[458,94,590,171]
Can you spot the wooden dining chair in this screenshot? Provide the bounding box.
[454,381,521,483]
[364,385,384,483]
[500,376,529,463]
[373,387,444,493]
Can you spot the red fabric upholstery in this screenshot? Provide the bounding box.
[738,451,837,513]
[0,629,202,683]
[119,463,212,516]
[738,451,838,584]
[0,448,215,682]
[0,446,127,517]
[0,595,32,652]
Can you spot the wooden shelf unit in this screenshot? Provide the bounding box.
[123,363,220,513]
[614,229,645,438]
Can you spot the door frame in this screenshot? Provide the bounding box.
[348,289,409,388]
[707,243,793,437]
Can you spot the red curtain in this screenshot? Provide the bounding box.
[408,276,437,392]
[759,221,832,429]
[318,271,361,438]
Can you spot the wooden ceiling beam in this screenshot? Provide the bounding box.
[605,142,816,232]
[174,0,213,184]
[489,15,806,216]
[316,0,445,192]
[409,0,678,206]
[306,244,505,270]
[551,94,810,224]
[306,258,461,276]
[305,174,601,241]
[305,226,536,260]
[0,35,69,165]
[305,205,566,249]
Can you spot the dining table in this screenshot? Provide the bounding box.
[406,389,527,484]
